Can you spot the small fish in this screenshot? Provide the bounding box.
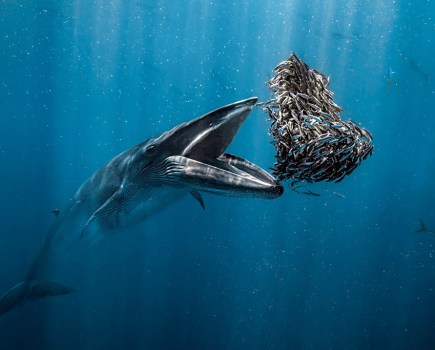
[408,58,431,82]
[339,151,353,161]
[310,115,322,123]
[332,191,346,198]
[335,146,350,156]
[385,67,397,94]
[345,162,358,175]
[334,172,347,183]
[312,167,327,176]
[362,128,373,141]
[295,188,321,196]
[346,143,356,151]
[413,218,435,236]
[321,112,332,119]
[278,125,287,134]
[317,136,336,144]
[303,121,314,129]
[298,144,307,153]
[337,163,348,173]
[302,161,314,166]
[297,93,310,100]
[386,67,395,84]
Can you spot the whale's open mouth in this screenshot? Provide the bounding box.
[162,97,284,199]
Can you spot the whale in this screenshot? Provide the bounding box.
[0,97,283,315]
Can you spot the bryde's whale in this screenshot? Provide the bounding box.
[0,97,283,315]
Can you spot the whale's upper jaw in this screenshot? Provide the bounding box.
[151,97,284,199]
[179,97,260,161]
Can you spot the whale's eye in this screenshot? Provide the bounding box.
[146,144,156,153]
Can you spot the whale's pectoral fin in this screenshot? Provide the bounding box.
[81,190,123,241]
[29,281,74,299]
[0,282,29,315]
[0,280,73,316]
[190,190,205,210]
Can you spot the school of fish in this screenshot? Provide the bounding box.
[260,53,374,184]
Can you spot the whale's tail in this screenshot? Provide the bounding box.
[0,280,73,316]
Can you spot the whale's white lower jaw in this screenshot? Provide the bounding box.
[162,155,283,199]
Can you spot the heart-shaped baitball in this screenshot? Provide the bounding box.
[260,53,373,184]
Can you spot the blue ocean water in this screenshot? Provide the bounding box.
[0,0,434,349]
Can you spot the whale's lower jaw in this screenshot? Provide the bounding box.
[162,155,283,199]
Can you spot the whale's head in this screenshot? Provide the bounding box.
[130,97,283,199]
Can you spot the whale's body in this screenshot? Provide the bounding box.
[0,97,283,315]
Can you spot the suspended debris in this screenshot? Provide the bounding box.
[260,53,373,184]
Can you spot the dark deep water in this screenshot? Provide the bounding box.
[1,0,435,349]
